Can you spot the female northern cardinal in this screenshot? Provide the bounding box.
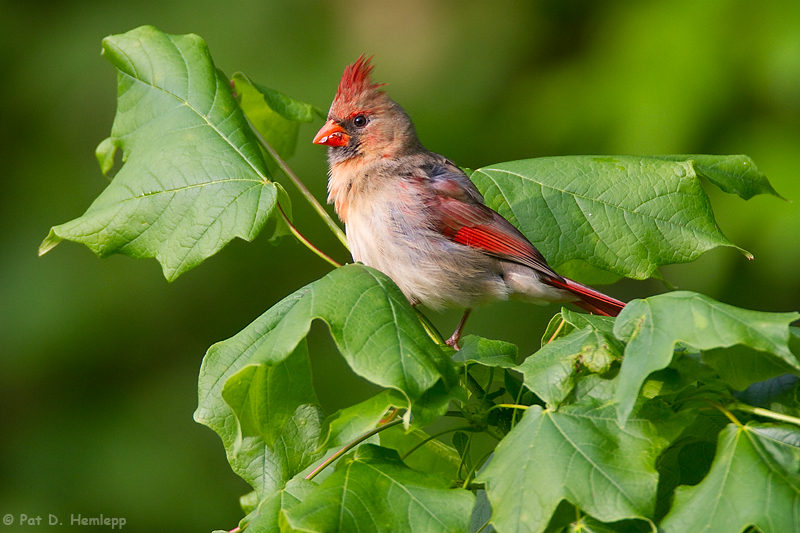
[314,56,625,347]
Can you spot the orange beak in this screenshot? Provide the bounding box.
[313,119,349,147]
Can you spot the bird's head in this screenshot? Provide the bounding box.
[314,55,421,165]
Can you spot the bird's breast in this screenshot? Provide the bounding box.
[326,159,367,223]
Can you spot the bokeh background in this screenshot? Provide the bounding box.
[2,1,798,531]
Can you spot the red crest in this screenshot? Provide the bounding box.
[334,55,386,105]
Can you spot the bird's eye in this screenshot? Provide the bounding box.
[353,115,368,128]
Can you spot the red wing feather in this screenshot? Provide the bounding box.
[433,196,561,281]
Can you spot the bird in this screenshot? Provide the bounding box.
[313,55,625,348]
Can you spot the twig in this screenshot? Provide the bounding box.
[277,202,341,268]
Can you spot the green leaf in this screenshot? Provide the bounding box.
[639,351,721,403]
[653,154,784,200]
[469,490,494,533]
[561,308,617,335]
[454,335,519,368]
[195,288,309,444]
[478,400,668,533]
[235,404,325,500]
[233,72,321,172]
[467,155,761,281]
[280,444,475,533]
[221,344,318,446]
[613,291,800,425]
[318,389,406,450]
[520,323,620,408]
[572,373,619,404]
[518,328,590,408]
[194,288,324,496]
[248,264,464,429]
[660,423,800,532]
[38,26,280,280]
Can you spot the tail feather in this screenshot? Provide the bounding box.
[548,277,626,317]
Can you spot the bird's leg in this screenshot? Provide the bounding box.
[445,308,472,350]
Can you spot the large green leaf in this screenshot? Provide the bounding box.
[478,399,668,533]
[613,291,800,425]
[194,287,323,497]
[38,26,280,280]
[195,289,309,444]
[660,423,800,532]
[280,444,475,533]
[245,264,463,429]
[467,155,771,281]
[221,352,317,447]
[200,265,463,508]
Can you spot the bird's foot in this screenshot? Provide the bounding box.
[445,334,460,351]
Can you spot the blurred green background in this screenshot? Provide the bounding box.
[2,1,798,531]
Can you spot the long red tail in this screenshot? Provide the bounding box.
[547,277,626,317]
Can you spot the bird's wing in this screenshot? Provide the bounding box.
[415,160,625,317]
[420,161,563,282]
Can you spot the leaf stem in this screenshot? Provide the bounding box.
[463,450,493,490]
[245,116,349,249]
[728,402,800,427]
[465,371,486,398]
[305,418,404,481]
[704,400,743,427]
[277,202,341,268]
[415,308,446,346]
[455,431,474,481]
[487,403,529,413]
[475,519,491,533]
[547,318,566,344]
[511,378,526,429]
[482,368,495,402]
